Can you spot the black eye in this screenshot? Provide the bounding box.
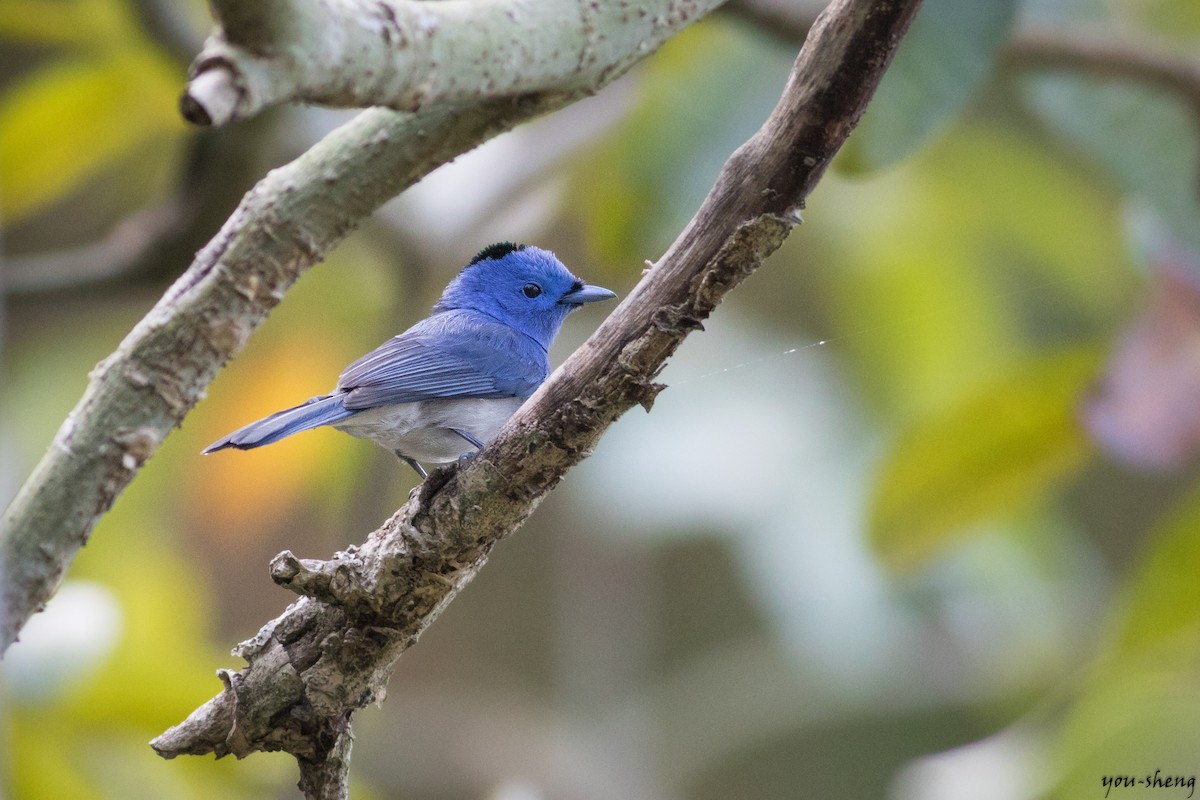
[522,283,542,298]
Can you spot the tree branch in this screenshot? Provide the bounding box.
[0,99,552,653]
[1001,28,1200,116]
[733,0,1200,115]
[151,0,922,794]
[0,0,727,656]
[4,201,186,295]
[297,726,353,799]
[6,119,278,298]
[183,0,724,126]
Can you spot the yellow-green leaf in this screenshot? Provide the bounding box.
[1115,486,1200,655]
[0,0,146,48]
[0,2,91,45]
[838,0,1015,174]
[0,50,186,222]
[869,348,1102,572]
[1046,488,1200,799]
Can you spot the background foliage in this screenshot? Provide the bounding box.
[3,0,1200,797]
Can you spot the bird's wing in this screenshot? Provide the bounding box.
[335,314,547,409]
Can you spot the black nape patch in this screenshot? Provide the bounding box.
[469,241,528,265]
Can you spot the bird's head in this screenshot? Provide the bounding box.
[435,243,616,349]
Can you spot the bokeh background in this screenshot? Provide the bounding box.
[3,0,1200,798]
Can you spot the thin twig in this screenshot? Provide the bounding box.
[5,202,186,295]
[732,0,1200,115]
[5,118,280,298]
[1003,28,1200,115]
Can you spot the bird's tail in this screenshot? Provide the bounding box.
[202,394,355,454]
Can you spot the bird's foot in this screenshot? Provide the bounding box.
[450,428,485,450]
[394,451,429,479]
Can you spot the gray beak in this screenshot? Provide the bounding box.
[559,284,617,305]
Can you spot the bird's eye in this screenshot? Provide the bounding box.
[522,283,542,298]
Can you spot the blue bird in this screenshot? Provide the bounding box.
[203,243,616,478]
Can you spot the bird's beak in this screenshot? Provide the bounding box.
[559,284,617,305]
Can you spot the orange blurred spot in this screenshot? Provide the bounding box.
[190,334,352,544]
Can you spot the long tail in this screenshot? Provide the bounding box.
[202,394,355,453]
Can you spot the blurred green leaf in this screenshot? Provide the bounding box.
[839,0,1016,174]
[1022,75,1200,253]
[573,18,793,265]
[1047,488,1200,800]
[0,2,92,45]
[11,718,100,800]
[1134,0,1200,38]
[0,50,186,222]
[1050,668,1200,800]
[916,124,1135,320]
[1016,0,1107,26]
[0,0,140,47]
[13,715,290,800]
[829,230,1023,416]
[869,348,1101,572]
[817,123,1134,420]
[1115,486,1200,656]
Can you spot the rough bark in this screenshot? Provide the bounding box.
[151,1,923,795]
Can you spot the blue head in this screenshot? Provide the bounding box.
[434,243,616,349]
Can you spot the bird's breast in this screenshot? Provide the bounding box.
[332,396,524,463]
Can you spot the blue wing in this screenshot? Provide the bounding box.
[335,310,548,409]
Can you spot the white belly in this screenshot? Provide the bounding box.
[332,396,524,464]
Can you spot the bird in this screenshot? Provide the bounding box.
[203,242,616,478]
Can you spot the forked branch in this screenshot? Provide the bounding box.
[151,1,923,797]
